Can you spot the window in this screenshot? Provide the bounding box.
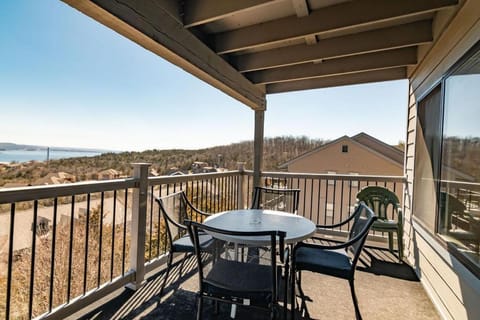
[437,45,480,269]
[342,145,348,153]
[414,41,480,273]
[413,85,443,231]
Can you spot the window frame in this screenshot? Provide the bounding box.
[413,40,480,278]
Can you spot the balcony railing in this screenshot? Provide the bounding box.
[0,164,405,320]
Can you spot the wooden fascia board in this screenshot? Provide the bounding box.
[183,0,274,27]
[214,0,458,54]
[249,47,417,84]
[62,0,266,110]
[234,20,433,72]
[266,67,407,94]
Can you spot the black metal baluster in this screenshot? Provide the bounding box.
[316,179,321,225]
[332,179,337,225]
[67,196,75,302]
[49,198,58,312]
[340,180,344,229]
[303,178,307,218]
[28,200,39,319]
[148,186,154,262]
[122,189,128,276]
[200,179,207,211]
[309,179,314,220]
[209,179,213,212]
[83,194,91,294]
[6,203,15,320]
[324,178,329,224]
[97,192,104,288]
[157,185,163,256]
[348,179,353,230]
[110,190,116,281]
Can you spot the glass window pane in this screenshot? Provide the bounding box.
[413,86,443,231]
[438,47,480,266]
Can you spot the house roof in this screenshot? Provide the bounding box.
[98,168,120,175]
[62,0,462,110]
[279,132,404,168]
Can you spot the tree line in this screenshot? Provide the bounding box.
[0,136,326,186]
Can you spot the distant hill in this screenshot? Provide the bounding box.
[0,142,111,153]
[0,136,326,186]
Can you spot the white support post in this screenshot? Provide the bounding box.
[253,109,265,189]
[126,162,150,290]
[237,162,245,209]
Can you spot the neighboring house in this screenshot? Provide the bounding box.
[279,133,404,225]
[191,161,209,173]
[280,132,404,176]
[97,169,121,180]
[34,172,76,185]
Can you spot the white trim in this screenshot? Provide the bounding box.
[412,219,480,293]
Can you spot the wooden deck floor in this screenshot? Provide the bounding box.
[69,241,439,320]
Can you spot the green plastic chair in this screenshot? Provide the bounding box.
[356,186,403,261]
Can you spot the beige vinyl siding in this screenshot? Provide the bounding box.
[405,0,480,319]
[288,139,403,176]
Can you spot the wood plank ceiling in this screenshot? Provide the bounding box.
[63,0,459,110]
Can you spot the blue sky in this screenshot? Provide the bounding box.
[0,1,408,151]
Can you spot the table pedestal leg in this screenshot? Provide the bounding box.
[230,242,239,318]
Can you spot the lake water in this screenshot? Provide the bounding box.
[0,149,102,163]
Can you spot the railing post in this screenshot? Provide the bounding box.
[253,109,265,189]
[127,163,150,290]
[237,162,245,209]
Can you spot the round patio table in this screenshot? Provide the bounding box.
[203,209,316,246]
[204,209,315,318]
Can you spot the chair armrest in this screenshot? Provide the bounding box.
[316,210,359,229]
[190,206,211,217]
[296,218,376,252]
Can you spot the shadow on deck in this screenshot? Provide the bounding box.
[69,240,439,320]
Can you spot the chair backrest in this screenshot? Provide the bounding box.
[356,186,400,221]
[347,202,377,268]
[154,191,206,246]
[251,186,300,214]
[186,220,286,302]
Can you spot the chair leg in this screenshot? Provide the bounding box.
[397,229,403,262]
[196,295,203,320]
[160,251,173,296]
[349,279,362,320]
[290,263,296,320]
[388,232,394,253]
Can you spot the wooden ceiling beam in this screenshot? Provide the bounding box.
[214,0,457,54]
[235,20,432,72]
[292,0,310,17]
[62,0,266,110]
[248,47,417,84]
[291,0,318,45]
[266,67,407,94]
[183,0,274,28]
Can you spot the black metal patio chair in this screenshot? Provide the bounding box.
[290,202,377,320]
[251,186,301,214]
[186,220,288,320]
[154,191,213,296]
